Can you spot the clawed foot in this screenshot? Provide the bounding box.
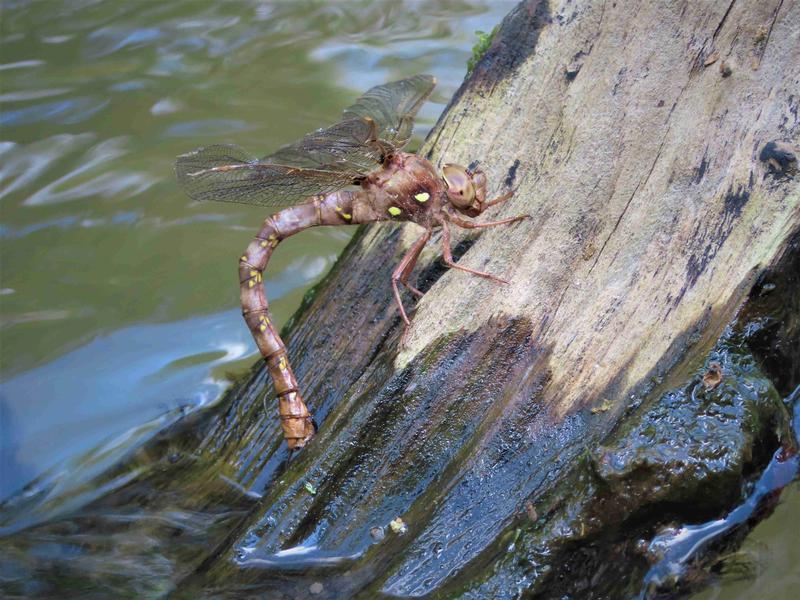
[473,269,509,285]
[443,260,508,284]
[475,213,531,228]
[400,324,412,349]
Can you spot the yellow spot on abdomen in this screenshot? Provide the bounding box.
[388,206,402,217]
[414,192,430,203]
[278,356,287,370]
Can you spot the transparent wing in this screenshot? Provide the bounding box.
[177,117,389,207]
[262,117,383,174]
[175,75,436,207]
[341,74,436,150]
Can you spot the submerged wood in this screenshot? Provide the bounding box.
[2,0,798,597]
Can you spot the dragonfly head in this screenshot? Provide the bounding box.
[442,163,487,217]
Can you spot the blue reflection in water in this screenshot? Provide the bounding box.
[0,97,109,127]
[165,118,250,138]
[0,309,250,503]
[86,26,163,57]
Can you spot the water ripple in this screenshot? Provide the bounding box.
[0,133,95,200]
[0,88,72,102]
[0,97,109,127]
[22,137,155,206]
[86,26,163,58]
[0,59,45,71]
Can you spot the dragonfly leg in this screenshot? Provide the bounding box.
[440,220,508,284]
[403,281,425,298]
[484,189,515,208]
[448,212,530,229]
[392,229,431,339]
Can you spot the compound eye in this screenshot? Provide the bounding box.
[442,164,475,207]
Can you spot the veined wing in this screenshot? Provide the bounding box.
[262,116,384,174]
[341,74,436,151]
[175,76,436,207]
[175,117,378,207]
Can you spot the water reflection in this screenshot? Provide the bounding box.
[0,309,247,503]
[21,136,155,205]
[0,97,110,127]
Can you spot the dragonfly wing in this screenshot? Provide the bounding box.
[341,74,436,150]
[175,76,436,207]
[176,144,358,207]
[263,117,383,174]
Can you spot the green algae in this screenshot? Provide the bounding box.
[467,27,499,75]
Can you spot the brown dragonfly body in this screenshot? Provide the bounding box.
[177,76,525,449]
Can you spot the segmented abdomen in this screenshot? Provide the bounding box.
[239,190,362,449]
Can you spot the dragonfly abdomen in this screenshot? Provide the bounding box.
[238,189,369,448]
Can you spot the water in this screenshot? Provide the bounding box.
[0,1,796,597]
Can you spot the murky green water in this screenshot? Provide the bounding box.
[0,1,796,597]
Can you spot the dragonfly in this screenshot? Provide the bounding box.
[176,75,527,450]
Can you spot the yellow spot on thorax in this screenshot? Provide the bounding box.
[388,206,402,216]
[414,192,430,203]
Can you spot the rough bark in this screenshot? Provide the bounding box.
[2,0,798,598]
